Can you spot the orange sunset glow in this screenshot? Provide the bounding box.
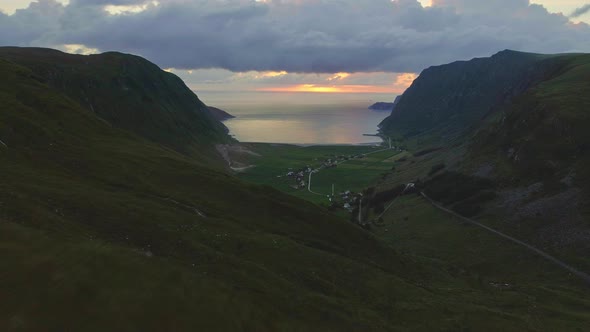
[257,72,417,94]
[254,71,418,94]
[258,84,405,94]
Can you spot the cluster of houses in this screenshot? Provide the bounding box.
[322,158,339,168]
[333,190,363,212]
[315,154,367,166]
[328,154,366,163]
[339,190,363,212]
[282,166,312,189]
[277,152,374,192]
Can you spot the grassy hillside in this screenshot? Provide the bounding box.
[370,51,590,279]
[466,53,590,263]
[373,194,590,332]
[0,47,230,159]
[0,56,414,331]
[471,53,590,187]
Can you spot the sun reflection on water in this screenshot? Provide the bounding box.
[224,108,388,145]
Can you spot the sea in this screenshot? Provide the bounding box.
[199,91,393,145]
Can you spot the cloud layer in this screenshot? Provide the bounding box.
[175,68,417,94]
[1,0,589,73]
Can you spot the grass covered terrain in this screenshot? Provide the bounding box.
[374,194,590,331]
[464,53,590,269]
[227,50,590,329]
[0,55,423,331]
[233,142,590,331]
[234,143,401,204]
[0,47,231,161]
[376,49,590,277]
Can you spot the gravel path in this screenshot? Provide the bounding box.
[421,192,590,285]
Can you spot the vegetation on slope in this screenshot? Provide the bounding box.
[373,50,590,279]
[471,53,590,188]
[0,55,429,331]
[467,53,590,262]
[379,50,560,140]
[0,47,231,158]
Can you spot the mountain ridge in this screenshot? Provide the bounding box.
[0,46,231,159]
[379,49,564,140]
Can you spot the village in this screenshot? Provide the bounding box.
[276,152,371,211]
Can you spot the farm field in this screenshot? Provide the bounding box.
[236,143,404,205]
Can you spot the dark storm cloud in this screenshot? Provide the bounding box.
[1,0,590,73]
[571,4,590,18]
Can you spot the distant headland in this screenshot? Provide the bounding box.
[368,95,401,111]
[208,106,235,121]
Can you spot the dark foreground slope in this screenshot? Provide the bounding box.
[0,47,230,158]
[0,53,418,331]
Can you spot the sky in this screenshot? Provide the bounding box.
[1,0,590,98]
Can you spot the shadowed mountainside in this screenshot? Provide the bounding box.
[376,50,590,272]
[0,47,231,158]
[379,50,563,140]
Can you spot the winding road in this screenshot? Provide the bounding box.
[307,171,324,196]
[420,192,590,285]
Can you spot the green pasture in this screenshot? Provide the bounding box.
[238,144,401,204]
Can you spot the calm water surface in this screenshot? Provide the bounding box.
[200,92,393,145]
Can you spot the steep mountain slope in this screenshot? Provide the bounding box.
[379,50,561,140]
[0,47,230,158]
[467,53,590,258]
[375,50,590,272]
